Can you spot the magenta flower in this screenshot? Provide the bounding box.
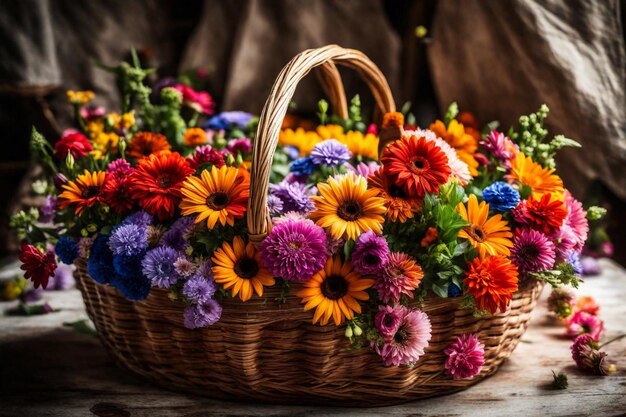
[567,311,604,341]
[444,334,485,379]
[480,130,518,163]
[374,305,403,339]
[374,306,432,366]
[107,159,134,181]
[570,334,609,375]
[351,231,390,275]
[510,228,556,273]
[564,192,589,253]
[260,219,328,281]
[227,138,252,155]
[173,84,215,115]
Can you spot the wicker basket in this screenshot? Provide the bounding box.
[75,45,546,406]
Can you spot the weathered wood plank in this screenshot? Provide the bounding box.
[1,260,624,416]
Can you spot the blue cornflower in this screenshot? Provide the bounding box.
[482,182,521,212]
[448,283,463,298]
[113,253,145,278]
[87,235,116,285]
[290,157,315,176]
[310,139,351,166]
[141,246,181,288]
[205,111,253,130]
[108,224,148,256]
[110,274,151,301]
[55,236,78,265]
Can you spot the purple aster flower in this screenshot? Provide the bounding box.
[108,224,148,256]
[48,263,76,290]
[270,180,316,214]
[345,161,380,178]
[196,260,214,279]
[174,256,196,277]
[480,130,518,164]
[227,137,252,155]
[184,299,222,329]
[40,196,57,223]
[581,256,601,276]
[374,304,403,339]
[283,145,300,160]
[510,229,556,273]
[267,194,284,216]
[260,219,328,281]
[141,246,181,288]
[160,216,195,251]
[107,159,134,181]
[182,273,217,304]
[121,211,153,228]
[310,139,351,166]
[351,231,390,275]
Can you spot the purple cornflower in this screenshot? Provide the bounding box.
[108,224,148,256]
[40,196,57,223]
[121,211,153,228]
[510,229,556,273]
[351,231,390,275]
[160,216,195,251]
[141,246,181,288]
[259,219,328,281]
[270,180,316,214]
[267,194,284,216]
[310,139,351,166]
[182,273,217,304]
[184,299,223,329]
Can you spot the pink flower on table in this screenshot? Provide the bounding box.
[444,334,486,380]
[567,311,604,342]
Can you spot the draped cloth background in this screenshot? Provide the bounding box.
[0,0,624,253]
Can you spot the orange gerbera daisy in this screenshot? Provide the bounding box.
[184,128,208,146]
[296,256,374,326]
[58,170,107,215]
[211,236,275,302]
[464,255,519,314]
[179,165,249,229]
[367,169,420,223]
[456,195,513,258]
[380,135,451,198]
[457,111,481,141]
[129,152,194,221]
[507,153,564,199]
[430,119,479,176]
[310,173,387,241]
[127,132,172,160]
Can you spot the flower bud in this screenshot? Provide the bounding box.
[344,326,353,338]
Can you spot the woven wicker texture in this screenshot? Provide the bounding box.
[75,45,546,406]
[76,260,544,406]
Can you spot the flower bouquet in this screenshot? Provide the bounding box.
[12,45,594,405]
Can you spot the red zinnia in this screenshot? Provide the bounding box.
[512,193,568,235]
[19,243,57,289]
[54,130,93,160]
[186,145,226,170]
[381,135,451,198]
[129,152,194,221]
[464,255,519,315]
[102,175,135,214]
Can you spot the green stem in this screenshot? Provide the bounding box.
[598,334,626,349]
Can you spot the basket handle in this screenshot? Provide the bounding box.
[247,45,396,243]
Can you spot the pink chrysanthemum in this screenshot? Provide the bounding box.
[480,130,518,164]
[107,159,134,181]
[551,224,578,261]
[564,191,589,252]
[374,305,404,339]
[570,334,609,375]
[444,334,486,379]
[406,129,472,185]
[374,305,432,366]
[375,252,424,303]
[187,144,226,170]
[351,231,390,275]
[227,138,252,155]
[567,311,604,341]
[259,219,328,281]
[510,228,556,273]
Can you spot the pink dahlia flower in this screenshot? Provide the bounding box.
[564,191,589,253]
[444,334,486,379]
[567,311,604,341]
[374,306,432,366]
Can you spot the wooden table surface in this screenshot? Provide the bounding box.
[1,259,625,417]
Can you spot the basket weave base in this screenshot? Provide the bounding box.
[75,259,544,407]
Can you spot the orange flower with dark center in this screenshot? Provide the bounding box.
[127,132,172,160]
[367,169,420,223]
[464,255,519,314]
[456,195,513,258]
[430,119,479,176]
[129,152,194,221]
[184,128,208,146]
[381,135,451,198]
[58,170,107,215]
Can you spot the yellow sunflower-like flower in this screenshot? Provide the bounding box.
[211,236,275,302]
[58,170,107,215]
[338,130,379,160]
[279,128,322,156]
[430,119,479,176]
[90,131,119,159]
[507,153,564,200]
[456,194,513,259]
[180,165,250,229]
[316,124,345,140]
[66,90,94,105]
[296,256,374,326]
[310,173,387,240]
[107,111,136,132]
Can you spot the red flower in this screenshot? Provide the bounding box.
[512,193,568,235]
[19,243,57,289]
[186,145,225,170]
[464,255,519,315]
[173,84,215,115]
[102,175,135,214]
[54,130,93,160]
[129,152,194,221]
[381,135,451,198]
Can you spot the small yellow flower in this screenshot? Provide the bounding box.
[107,111,136,131]
[279,128,322,156]
[338,130,379,160]
[67,90,95,105]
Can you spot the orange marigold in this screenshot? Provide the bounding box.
[430,119,479,176]
[464,255,519,315]
[127,132,172,160]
